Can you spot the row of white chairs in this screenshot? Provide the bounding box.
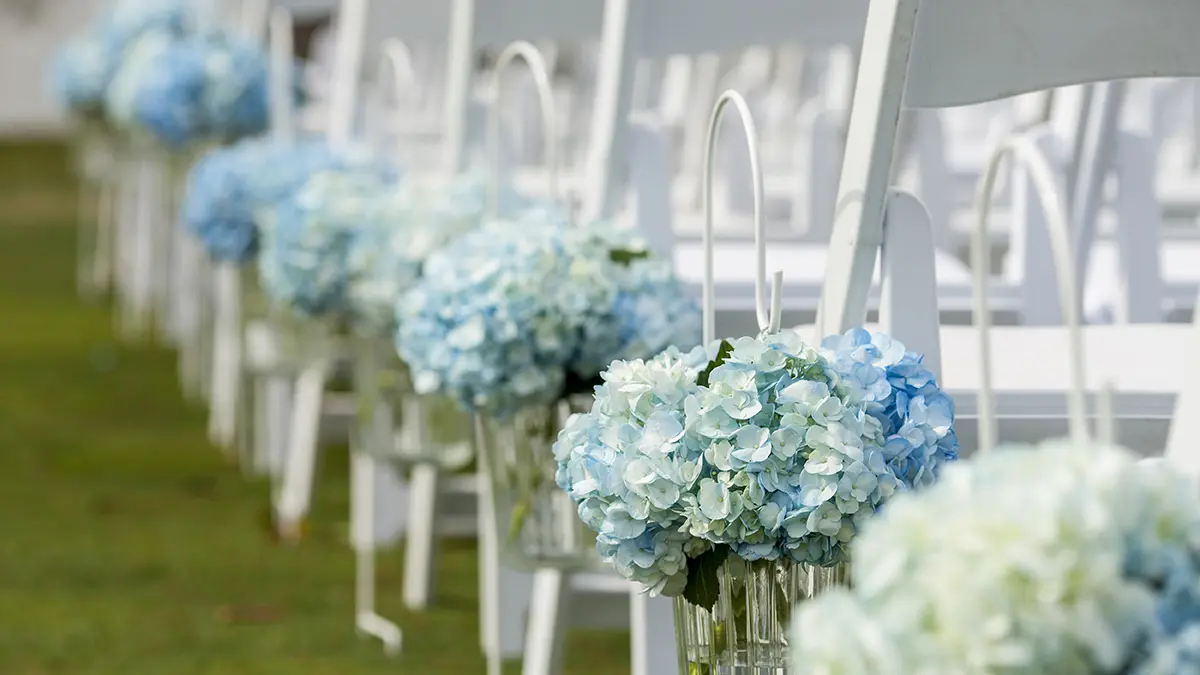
[82,1,1200,674]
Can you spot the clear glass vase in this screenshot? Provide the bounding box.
[475,397,599,571]
[674,557,851,674]
[351,336,473,470]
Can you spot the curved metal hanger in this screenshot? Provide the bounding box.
[488,41,559,219]
[701,90,782,344]
[972,129,1089,452]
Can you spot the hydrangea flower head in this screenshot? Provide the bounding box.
[101,19,286,148]
[104,30,178,133]
[790,441,1200,674]
[395,215,700,419]
[395,210,578,416]
[342,174,530,331]
[560,223,702,378]
[555,328,914,598]
[820,327,958,489]
[257,160,403,319]
[183,138,379,264]
[127,36,211,148]
[196,34,274,142]
[49,34,121,118]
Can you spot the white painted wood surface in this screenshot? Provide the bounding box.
[0,0,106,135]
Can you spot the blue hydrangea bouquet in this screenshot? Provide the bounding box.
[104,29,281,151]
[553,325,956,669]
[183,140,400,452]
[184,138,391,267]
[791,440,1200,675]
[395,212,701,567]
[51,0,294,151]
[258,171,544,468]
[49,0,197,128]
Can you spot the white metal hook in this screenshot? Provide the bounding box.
[327,0,369,148]
[972,130,1089,454]
[702,90,783,344]
[488,41,559,220]
[375,39,422,157]
[267,7,295,142]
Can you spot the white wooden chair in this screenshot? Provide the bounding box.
[1082,80,1200,324]
[514,5,878,675]
[811,0,1200,453]
[817,0,1200,337]
[263,0,634,664]
[584,1,1095,340]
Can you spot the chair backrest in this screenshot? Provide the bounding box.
[314,0,605,169]
[815,0,1200,337]
[582,0,868,222]
[440,0,605,174]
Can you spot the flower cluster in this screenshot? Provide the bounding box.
[562,226,703,379]
[395,217,701,419]
[343,174,530,332]
[257,162,403,319]
[48,0,197,120]
[791,441,1200,675]
[183,138,382,264]
[554,328,941,600]
[49,0,296,147]
[820,328,958,489]
[105,31,279,148]
[49,34,120,119]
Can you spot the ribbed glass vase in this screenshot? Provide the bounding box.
[475,396,598,571]
[674,557,850,674]
[350,336,473,470]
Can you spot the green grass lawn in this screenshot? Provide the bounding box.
[0,143,629,674]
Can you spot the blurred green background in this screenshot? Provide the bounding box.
[0,141,627,674]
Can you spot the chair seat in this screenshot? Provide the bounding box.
[1086,239,1200,311]
[673,239,1020,312]
[935,323,1189,393]
[790,322,1190,419]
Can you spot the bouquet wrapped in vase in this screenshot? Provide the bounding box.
[259,171,526,468]
[396,213,701,568]
[555,327,957,672]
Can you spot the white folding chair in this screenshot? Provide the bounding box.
[265,0,625,663]
[817,0,1200,338]
[516,5,874,675]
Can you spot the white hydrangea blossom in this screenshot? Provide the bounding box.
[791,441,1200,675]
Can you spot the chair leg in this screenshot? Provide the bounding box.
[274,361,326,540]
[351,452,403,655]
[265,375,294,481]
[521,568,572,675]
[402,463,440,610]
[207,264,243,453]
[630,591,678,675]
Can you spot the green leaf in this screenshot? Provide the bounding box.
[774,582,792,630]
[609,248,652,266]
[695,340,734,388]
[508,497,531,543]
[683,545,730,611]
